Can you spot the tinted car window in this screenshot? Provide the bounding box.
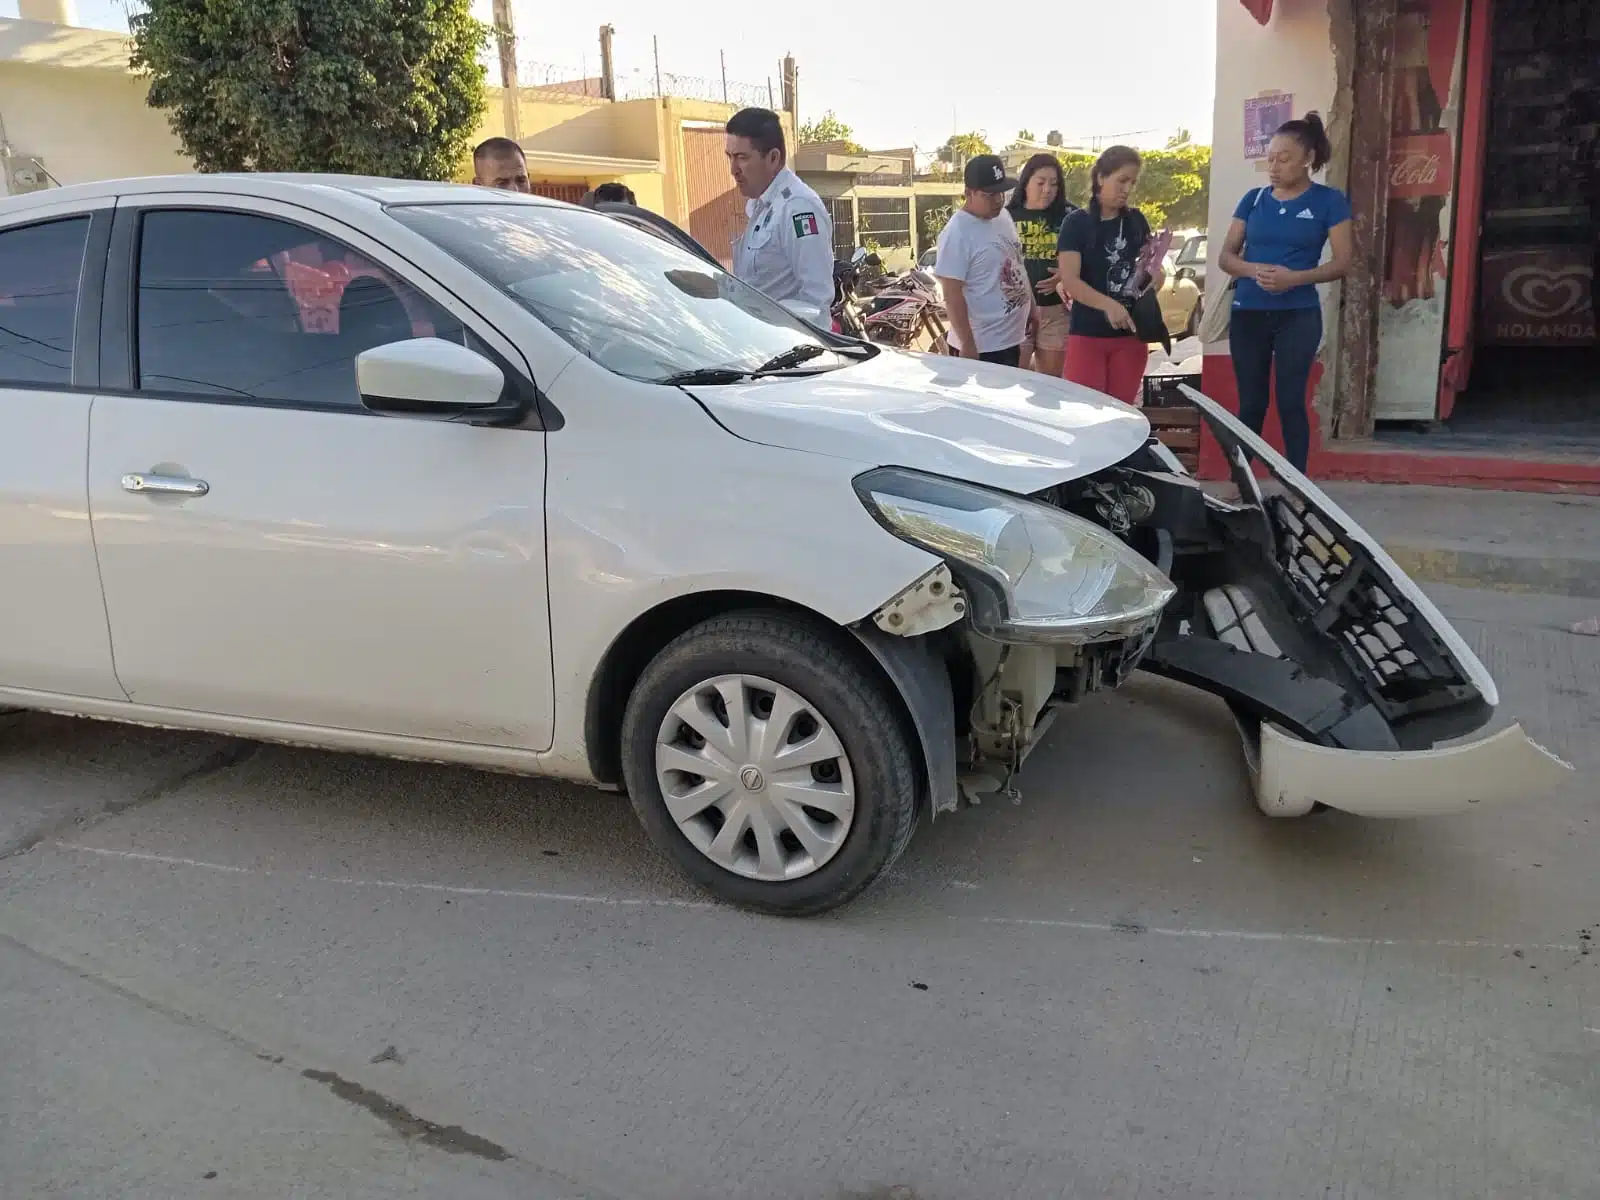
[392,203,853,383]
[0,217,89,386]
[136,210,466,407]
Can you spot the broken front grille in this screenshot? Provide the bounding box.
[1270,494,1475,720]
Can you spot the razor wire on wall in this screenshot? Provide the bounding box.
[521,60,778,108]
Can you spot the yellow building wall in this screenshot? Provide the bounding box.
[0,61,189,191]
[476,88,795,227]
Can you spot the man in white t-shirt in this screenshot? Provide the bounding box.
[935,155,1036,365]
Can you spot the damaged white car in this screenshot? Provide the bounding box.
[0,177,1571,915]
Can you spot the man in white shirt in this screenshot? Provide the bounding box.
[726,108,835,321]
[936,155,1036,365]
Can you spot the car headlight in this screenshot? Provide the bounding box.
[855,467,1176,643]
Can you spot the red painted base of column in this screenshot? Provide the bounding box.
[1195,354,1600,496]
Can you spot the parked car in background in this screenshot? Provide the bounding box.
[1172,233,1207,289]
[0,178,1568,917]
[1158,233,1208,337]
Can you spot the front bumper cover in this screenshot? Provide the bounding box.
[1248,718,1574,819]
[1144,386,1575,818]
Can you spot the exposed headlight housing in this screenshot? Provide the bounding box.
[855,467,1176,644]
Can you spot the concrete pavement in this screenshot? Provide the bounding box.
[1324,483,1600,600]
[1,583,1597,1199]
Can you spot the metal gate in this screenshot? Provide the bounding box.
[532,180,586,204]
[830,197,855,260]
[680,126,743,267]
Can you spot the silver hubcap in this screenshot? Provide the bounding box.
[654,674,856,882]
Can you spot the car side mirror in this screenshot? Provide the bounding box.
[1175,267,1194,284]
[358,338,514,420]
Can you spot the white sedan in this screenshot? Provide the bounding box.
[0,176,1570,914]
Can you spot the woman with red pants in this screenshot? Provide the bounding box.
[1055,146,1159,404]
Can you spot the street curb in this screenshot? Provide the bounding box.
[1381,544,1600,601]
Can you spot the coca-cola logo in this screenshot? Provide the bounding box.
[1389,153,1441,188]
[1501,266,1591,320]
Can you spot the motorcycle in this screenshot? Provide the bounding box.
[833,247,948,353]
[831,247,872,338]
[860,265,948,353]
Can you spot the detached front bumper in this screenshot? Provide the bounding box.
[1043,386,1577,819]
[1178,385,1574,817]
[1248,719,1573,819]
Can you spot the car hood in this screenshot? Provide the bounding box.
[683,349,1151,493]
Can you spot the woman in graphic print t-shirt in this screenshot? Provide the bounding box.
[1055,146,1159,405]
[1006,153,1078,378]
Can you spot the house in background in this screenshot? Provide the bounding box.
[0,6,760,265]
[794,141,963,269]
[477,83,783,267]
[0,11,190,197]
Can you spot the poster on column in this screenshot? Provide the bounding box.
[1244,93,1293,159]
[1374,0,1467,422]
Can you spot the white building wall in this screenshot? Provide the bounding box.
[0,20,191,197]
[1203,0,1345,416]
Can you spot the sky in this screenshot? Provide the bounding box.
[26,0,1218,155]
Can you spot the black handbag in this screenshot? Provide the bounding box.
[1127,287,1171,355]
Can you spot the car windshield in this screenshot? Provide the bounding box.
[390,203,854,383]
[1180,236,1207,263]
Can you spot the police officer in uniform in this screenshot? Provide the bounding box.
[725,108,834,319]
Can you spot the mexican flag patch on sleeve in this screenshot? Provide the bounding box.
[792,212,820,238]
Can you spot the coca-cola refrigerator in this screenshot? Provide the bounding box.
[1375,0,1465,422]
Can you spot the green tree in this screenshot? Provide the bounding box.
[936,131,992,166]
[1051,143,1211,230]
[1137,143,1212,229]
[921,200,957,247]
[130,0,488,179]
[1017,128,1036,143]
[799,111,865,152]
[1055,150,1096,207]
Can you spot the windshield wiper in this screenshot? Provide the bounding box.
[658,344,836,388]
[658,366,753,386]
[752,343,828,374]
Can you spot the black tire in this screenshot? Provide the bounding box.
[620,611,920,916]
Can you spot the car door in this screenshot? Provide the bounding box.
[87,195,553,749]
[0,199,127,703]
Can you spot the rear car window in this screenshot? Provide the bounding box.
[0,217,89,387]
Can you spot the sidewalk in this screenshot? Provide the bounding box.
[1322,484,1600,601]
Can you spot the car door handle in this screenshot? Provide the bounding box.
[121,472,210,497]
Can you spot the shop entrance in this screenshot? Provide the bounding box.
[1435,0,1600,454]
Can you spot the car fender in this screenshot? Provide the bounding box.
[850,624,960,819]
[540,364,942,777]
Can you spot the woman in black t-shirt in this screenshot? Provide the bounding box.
[1056,145,1159,404]
[1006,153,1078,377]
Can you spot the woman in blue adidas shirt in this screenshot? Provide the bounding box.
[1218,112,1353,472]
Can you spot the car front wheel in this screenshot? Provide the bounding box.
[620,612,920,915]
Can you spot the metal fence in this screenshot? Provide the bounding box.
[518,60,776,107]
[521,61,606,98]
[857,196,913,250]
[616,70,774,107]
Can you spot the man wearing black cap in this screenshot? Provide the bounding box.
[934,154,1036,365]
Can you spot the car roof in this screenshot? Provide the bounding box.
[0,173,566,220]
